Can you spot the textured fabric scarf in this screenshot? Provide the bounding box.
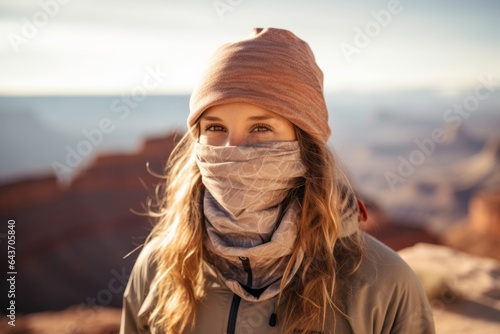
[195,141,360,302]
[195,141,305,301]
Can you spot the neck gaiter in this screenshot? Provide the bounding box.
[195,141,306,301]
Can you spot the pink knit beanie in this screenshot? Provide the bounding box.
[188,27,331,144]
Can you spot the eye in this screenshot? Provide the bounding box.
[204,124,226,132]
[251,124,273,132]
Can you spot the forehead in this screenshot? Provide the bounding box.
[200,102,290,123]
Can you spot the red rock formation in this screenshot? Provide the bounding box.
[360,197,441,251]
[0,132,179,313]
[470,189,500,238]
[445,188,500,260]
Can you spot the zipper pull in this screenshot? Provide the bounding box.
[269,312,277,327]
[270,294,280,327]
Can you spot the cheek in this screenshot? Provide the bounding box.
[199,134,224,146]
[278,123,297,141]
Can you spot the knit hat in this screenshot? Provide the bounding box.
[188,27,331,144]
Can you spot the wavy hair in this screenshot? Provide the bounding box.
[146,126,364,334]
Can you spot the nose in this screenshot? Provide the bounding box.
[226,132,247,146]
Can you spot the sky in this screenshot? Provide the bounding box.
[1,0,499,96]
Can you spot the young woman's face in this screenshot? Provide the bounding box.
[199,102,296,146]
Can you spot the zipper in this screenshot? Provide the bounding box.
[226,294,241,334]
[226,257,252,334]
[239,256,252,286]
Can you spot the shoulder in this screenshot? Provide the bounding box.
[345,232,435,333]
[123,237,162,306]
[360,232,419,282]
[131,238,161,279]
[357,232,430,299]
[121,238,163,333]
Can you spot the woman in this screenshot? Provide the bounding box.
[120,27,435,334]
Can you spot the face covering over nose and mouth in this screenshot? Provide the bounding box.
[195,141,306,301]
[195,141,305,238]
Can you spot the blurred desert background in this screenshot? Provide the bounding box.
[1,0,500,333]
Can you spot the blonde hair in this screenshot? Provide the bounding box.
[146,126,364,334]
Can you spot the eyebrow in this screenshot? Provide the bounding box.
[200,116,223,121]
[200,115,277,122]
[247,115,276,121]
